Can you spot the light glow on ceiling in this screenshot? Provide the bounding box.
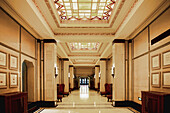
[75,59,94,62]
[54,0,116,21]
[69,42,100,50]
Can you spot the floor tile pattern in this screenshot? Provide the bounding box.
[36,85,136,113]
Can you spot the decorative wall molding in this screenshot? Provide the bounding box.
[55,33,115,35]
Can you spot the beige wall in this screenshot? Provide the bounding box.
[0,9,19,50]
[130,8,170,104]
[133,28,149,104]
[44,43,57,101]
[106,58,113,84]
[21,28,36,58]
[113,43,125,101]
[0,8,38,102]
[149,8,170,93]
[0,45,19,93]
[75,67,95,77]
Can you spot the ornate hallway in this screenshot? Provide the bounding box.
[36,85,137,113]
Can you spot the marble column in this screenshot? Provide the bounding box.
[63,59,69,92]
[69,65,74,89]
[44,40,57,104]
[95,65,100,89]
[100,59,106,92]
[112,39,125,101]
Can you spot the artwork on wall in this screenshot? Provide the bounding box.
[162,71,170,88]
[162,50,170,68]
[151,54,161,70]
[9,73,18,88]
[151,72,161,88]
[0,51,7,69]
[0,71,7,88]
[9,54,18,70]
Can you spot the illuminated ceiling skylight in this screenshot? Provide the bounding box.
[70,42,100,50]
[54,0,116,21]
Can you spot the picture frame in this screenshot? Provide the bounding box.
[0,71,7,88]
[151,54,161,70]
[151,72,161,88]
[162,50,170,68]
[9,54,18,70]
[162,71,170,88]
[0,51,7,69]
[9,73,18,88]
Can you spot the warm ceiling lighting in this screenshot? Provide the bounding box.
[69,42,100,50]
[54,0,116,21]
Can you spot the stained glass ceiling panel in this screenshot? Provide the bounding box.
[69,42,100,51]
[54,0,116,21]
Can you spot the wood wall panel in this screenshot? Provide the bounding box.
[130,7,170,106]
[0,9,19,50]
[150,8,170,50]
[21,28,35,58]
[0,8,38,102]
[134,54,149,104]
[150,44,170,93]
[0,45,19,94]
[134,28,148,58]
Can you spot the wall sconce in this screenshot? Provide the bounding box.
[111,67,115,78]
[68,73,70,78]
[55,67,58,77]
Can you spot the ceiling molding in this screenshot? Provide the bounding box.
[55,33,115,35]
[41,0,126,28]
[114,0,138,33]
[74,64,95,67]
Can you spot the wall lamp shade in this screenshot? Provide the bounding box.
[55,67,58,77]
[112,67,115,78]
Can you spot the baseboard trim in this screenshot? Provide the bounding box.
[113,101,141,112]
[37,101,58,107]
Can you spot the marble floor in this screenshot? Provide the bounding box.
[36,85,138,113]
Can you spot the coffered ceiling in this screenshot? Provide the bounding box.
[59,41,109,66]
[1,0,168,66]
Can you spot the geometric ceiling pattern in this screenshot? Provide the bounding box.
[54,0,116,21]
[69,42,100,51]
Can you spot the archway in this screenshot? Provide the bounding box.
[22,60,35,102]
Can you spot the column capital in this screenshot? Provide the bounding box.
[112,39,125,45]
[43,39,57,44]
[59,58,69,61]
[100,58,107,61]
[69,65,74,67]
[128,39,132,43]
[95,65,100,67]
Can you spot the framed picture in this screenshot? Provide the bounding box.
[0,51,7,69]
[162,71,170,88]
[9,54,18,70]
[151,72,161,88]
[9,73,18,88]
[0,71,7,88]
[151,54,161,70]
[162,50,170,68]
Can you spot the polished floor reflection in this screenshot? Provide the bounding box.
[37,85,136,113]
